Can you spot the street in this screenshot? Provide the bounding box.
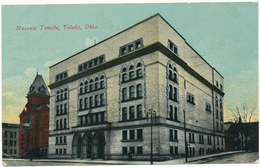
[192,152,259,164]
[2,152,259,166]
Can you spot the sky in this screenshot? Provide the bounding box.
[2,2,258,124]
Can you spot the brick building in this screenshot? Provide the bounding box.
[19,73,50,158]
[48,13,224,160]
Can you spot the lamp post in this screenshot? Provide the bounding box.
[146,109,157,165]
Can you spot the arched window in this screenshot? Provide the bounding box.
[79,82,84,94]
[136,63,143,78]
[173,67,177,83]
[100,75,105,88]
[56,91,60,101]
[60,89,64,100]
[89,79,93,91]
[64,88,68,99]
[94,77,99,90]
[84,81,88,93]
[122,68,127,82]
[129,65,134,80]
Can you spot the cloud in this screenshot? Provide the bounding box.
[85,37,100,48]
[44,58,63,67]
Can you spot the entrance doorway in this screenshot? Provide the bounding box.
[72,133,82,158]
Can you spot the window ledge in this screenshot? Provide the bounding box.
[121,139,143,142]
[79,87,105,96]
[121,76,143,83]
[121,97,143,103]
[169,139,179,142]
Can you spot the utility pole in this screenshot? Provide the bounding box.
[146,109,157,164]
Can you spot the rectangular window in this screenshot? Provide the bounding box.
[169,129,173,140]
[14,149,17,154]
[64,136,67,144]
[174,130,178,140]
[187,93,195,104]
[137,147,143,155]
[136,69,142,78]
[129,71,134,80]
[128,44,134,51]
[122,88,127,101]
[60,137,62,144]
[4,140,7,146]
[5,131,7,138]
[63,149,66,155]
[122,131,127,140]
[10,132,13,138]
[64,103,67,113]
[129,86,134,99]
[130,147,135,155]
[14,140,16,146]
[170,146,174,155]
[129,106,135,120]
[84,98,88,109]
[175,147,178,155]
[60,149,62,155]
[89,97,93,108]
[130,130,135,140]
[122,147,127,155]
[137,129,143,140]
[100,94,104,105]
[56,137,58,144]
[55,149,58,155]
[9,149,13,154]
[137,84,142,98]
[95,95,99,106]
[122,107,127,121]
[122,73,127,82]
[137,105,142,119]
[168,40,178,55]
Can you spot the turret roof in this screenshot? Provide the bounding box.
[27,73,50,96]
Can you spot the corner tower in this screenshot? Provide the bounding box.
[19,73,50,158]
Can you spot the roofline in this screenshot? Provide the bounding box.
[49,13,161,68]
[49,13,224,78]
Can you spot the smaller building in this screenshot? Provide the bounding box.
[224,121,259,152]
[2,123,19,157]
[19,73,50,158]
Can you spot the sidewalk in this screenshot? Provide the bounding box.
[30,150,245,165]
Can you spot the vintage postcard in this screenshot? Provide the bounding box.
[2,2,259,166]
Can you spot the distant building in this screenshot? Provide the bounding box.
[2,123,19,157]
[224,121,258,152]
[48,13,224,160]
[19,73,50,158]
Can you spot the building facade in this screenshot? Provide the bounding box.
[19,73,50,158]
[48,13,224,160]
[2,123,19,157]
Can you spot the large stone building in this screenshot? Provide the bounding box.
[2,123,19,157]
[48,13,224,160]
[19,73,50,158]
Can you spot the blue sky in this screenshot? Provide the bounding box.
[2,3,258,123]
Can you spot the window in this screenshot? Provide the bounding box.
[56,120,59,130]
[60,119,63,129]
[55,71,68,82]
[129,71,134,80]
[122,88,127,101]
[137,129,143,140]
[215,96,218,106]
[119,38,143,56]
[4,140,7,146]
[60,149,62,155]
[168,40,178,55]
[5,131,7,138]
[63,149,67,155]
[95,95,99,106]
[64,103,67,113]
[64,118,67,129]
[10,149,13,154]
[206,102,211,112]
[64,136,67,143]
[129,106,135,120]
[137,84,142,98]
[130,147,135,155]
[122,147,127,155]
[14,149,17,154]
[170,129,178,141]
[100,94,105,106]
[137,105,142,119]
[89,97,93,108]
[129,86,134,99]
[60,137,62,144]
[220,84,223,91]
[122,131,127,140]
[137,147,143,155]
[136,69,142,78]
[122,107,127,121]
[78,55,105,72]
[56,137,58,144]
[199,135,204,144]
[130,130,135,140]
[189,133,195,143]
[56,149,58,155]
[187,93,195,104]
[14,132,17,138]
[10,132,13,138]
[216,109,219,119]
